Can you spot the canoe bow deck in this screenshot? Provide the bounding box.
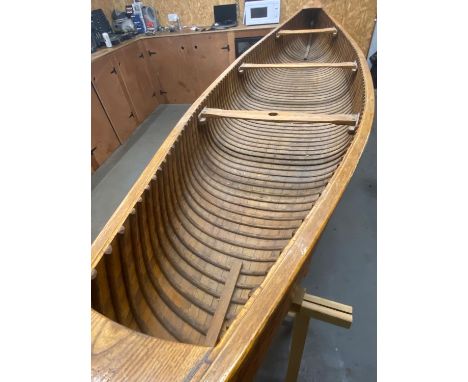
[91,7,374,381]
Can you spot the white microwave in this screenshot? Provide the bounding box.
[244,0,280,26]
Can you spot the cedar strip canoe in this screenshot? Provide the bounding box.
[91,7,374,381]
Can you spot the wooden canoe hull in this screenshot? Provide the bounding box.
[92,7,374,381]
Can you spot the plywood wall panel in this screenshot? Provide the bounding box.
[91,0,376,53]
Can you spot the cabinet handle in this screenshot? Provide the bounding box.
[221,44,230,51]
[148,50,156,56]
[129,112,135,118]
[160,90,167,95]
[110,67,117,75]
[152,91,157,97]
[139,53,144,58]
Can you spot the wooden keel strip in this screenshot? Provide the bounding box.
[239,62,357,73]
[204,261,242,346]
[199,108,359,126]
[277,27,337,38]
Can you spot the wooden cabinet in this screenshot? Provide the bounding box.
[188,33,231,96]
[143,36,198,104]
[91,27,274,171]
[114,41,159,121]
[91,85,120,169]
[144,33,230,103]
[92,54,138,143]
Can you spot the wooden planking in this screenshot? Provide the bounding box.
[277,27,337,36]
[91,85,121,167]
[239,61,357,71]
[91,7,375,381]
[204,261,242,346]
[195,8,375,380]
[199,107,359,126]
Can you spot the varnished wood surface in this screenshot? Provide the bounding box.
[92,7,374,381]
[199,107,358,125]
[239,61,357,71]
[277,27,337,36]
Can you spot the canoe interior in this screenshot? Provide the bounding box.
[91,8,366,347]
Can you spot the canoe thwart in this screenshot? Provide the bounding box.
[277,27,338,38]
[198,107,359,126]
[204,261,242,346]
[238,61,357,73]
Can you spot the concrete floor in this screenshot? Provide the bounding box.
[92,102,376,381]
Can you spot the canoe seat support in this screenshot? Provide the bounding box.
[276,27,338,39]
[198,108,359,131]
[204,261,242,347]
[285,287,353,382]
[238,61,358,74]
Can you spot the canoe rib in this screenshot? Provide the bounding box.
[91,6,374,382]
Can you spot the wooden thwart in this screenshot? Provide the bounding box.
[238,62,357,73]
[277,27,338,37]
[198,107,359,126]
[204,261,242,347]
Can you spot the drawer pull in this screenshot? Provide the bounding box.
[148,50,157,56]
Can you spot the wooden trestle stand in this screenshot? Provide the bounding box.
[285,286,353,382]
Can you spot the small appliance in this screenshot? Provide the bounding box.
[213,4,237,29]
[244,0,280,26]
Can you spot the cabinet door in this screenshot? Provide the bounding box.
[115,41,159,122]
[143,36,198,104]
[91,85,120,168]
[92,54,138,143]
[188,33,231,97]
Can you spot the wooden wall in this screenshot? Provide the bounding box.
[91,0,376,54]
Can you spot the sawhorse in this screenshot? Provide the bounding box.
[285,286,353,382]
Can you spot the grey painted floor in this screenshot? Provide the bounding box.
[91,102,376,381]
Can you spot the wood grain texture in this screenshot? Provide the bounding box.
[91,7,374,381]
[91,0,376,54]
[91,85,121,167]
[199,107,358,125]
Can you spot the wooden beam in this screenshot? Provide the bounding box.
[291,293,353,328]
[238,61,357,73]
[204,261,242,346]
[277,27,337,38]
[198,107,359,126]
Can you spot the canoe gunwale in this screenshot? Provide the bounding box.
[91,6,375,381]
